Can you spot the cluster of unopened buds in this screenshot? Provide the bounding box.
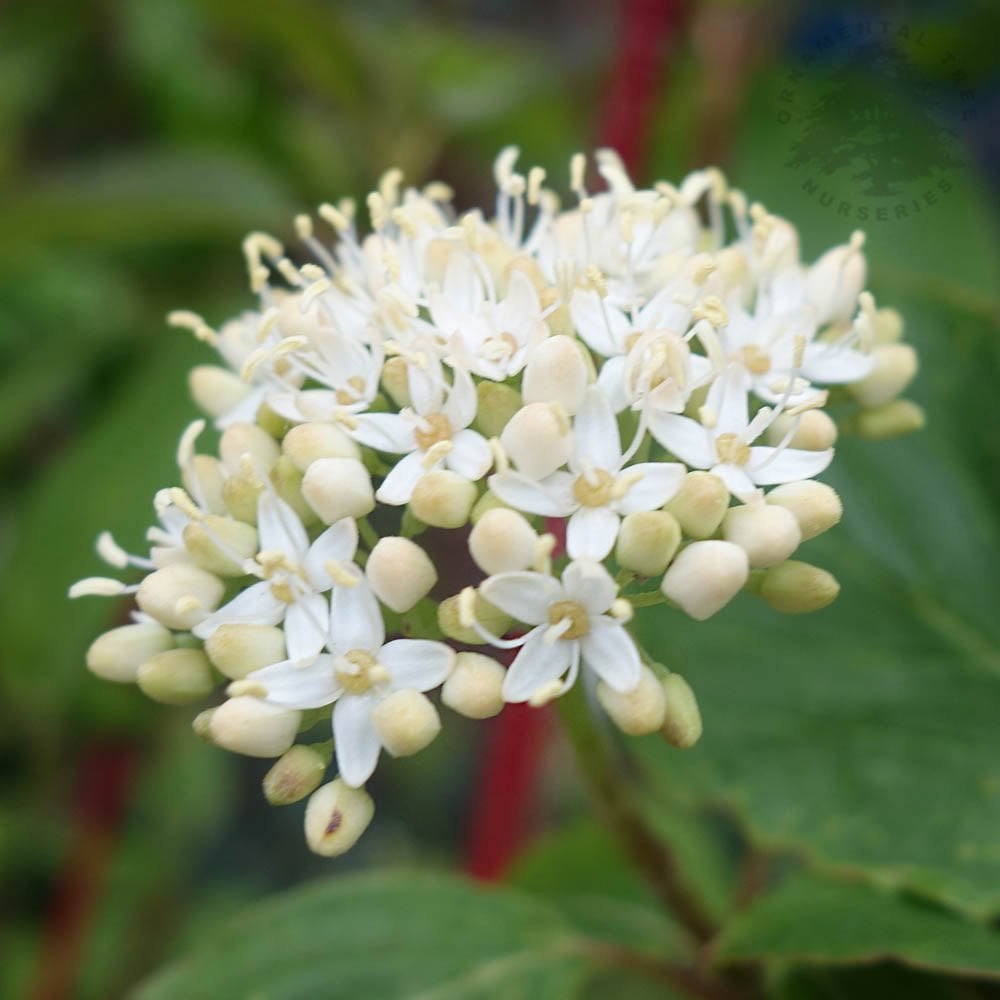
[72,148,921,856]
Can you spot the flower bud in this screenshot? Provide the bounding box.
[666,472,730,539]
[765,481,842,541]
[192,708,215,741]
[661,674,702,748]
[223,468,264,524]
[208,696,301,757]
[616,510,681,577]
[270,455,319,526]
[372,689,441,758]
[365,537,437,612]
[661,540,748,620]
[282,422,360,471]
[137,648,215,705]
[304,779,375,857]
[409,470,476,529]
[597,665,667,736]
[500,402,571,480]
[302,457,375,524]
[183,515,258,576]
[136,563,224,630]
[468,508,538,575]
[764,409,838,451]
[759,560,840,614]
[806,232,867,325]
[219,421,281,473]
[474,381,523,438]
[381,356,412,408]
[521,335,588,415]
[188,365,251,420]
[438,592,511,644]
[854,399,925,440]
[470,490,509,524]
[263,744,328,805]
[442,652,505,719]
[722,503,801,569]
[205,623,287,679]
[182,454,227,515]
[86,623,174,684]
[849,343,918,407]
[872,307,903,345]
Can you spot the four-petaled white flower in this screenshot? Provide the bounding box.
[480,558,641,703]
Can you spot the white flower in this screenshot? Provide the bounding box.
[241,578,454,786]
[193,493,358,660]
[490,386,684,560]
[647,365,833,501]
[479,559,641,703]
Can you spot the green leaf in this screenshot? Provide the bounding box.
[775,963,973,1000]
[137,872,590,999]
[716,874,1000,979]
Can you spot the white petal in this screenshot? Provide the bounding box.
[615,462,685,514]
[375,451,426,506]
[747,446,834,485]
[350,413,416,453]
[566,506,619,561]
[408,353,446,415]
[443,429,489,482]
[496,268,540,330]
[502,629,574,703]
[707,366,750,435]
[480,572,564,625]
[257,493,308,560]
[250,654,339,709]
[570,289,627,356]
[329,579,385,654]
[442,365,477,429]
[303,518,360,590]
[711,462,758,501]
[572,386,622,472]
[488,471,574,517]
[441,251,482,313]
[562,559,617,614]
[379,639,455,691]
[646,412,714,468]
[580,617,641,692]
[285,594,330,661]
[333,695,381,787]
[802,344,874,383]
[596,355,631,413]
[192,581,284,639]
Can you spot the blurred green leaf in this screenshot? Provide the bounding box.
[775,963,975,1000]
[716,874,1000,978]
[137,872,590,999]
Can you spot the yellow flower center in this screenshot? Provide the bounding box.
[547,600,590,639]
[738,345,771,375]
[715,432,751,466]
[572,468,615,508]
[335,649,387,695]
[335,375,367,406]
[414,412,454,452]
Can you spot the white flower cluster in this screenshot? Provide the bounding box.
[71,148,920,856]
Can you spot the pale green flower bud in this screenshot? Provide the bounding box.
[666,471,729,539]
[381,355,412,408]
[597,665,667,736]
[661,540,748,620]
[409,470,476,529]
[849,343,918,407]
[183,515,258,577]
[470,490,510,524]
[469,508,538,575]
[182,454,227,515]
[86,623,174,684]
[365,537,437,613]
[872,306,903,345]
[205,623,287,679]
[766,481,842,541]
[661,674,702,749]
[438,592,511,644]
[270,455,319,526]
[301,457,375,524]
[136,563,224,630]
[521,335,589,416]
[854,399,925,440]
[219,422,281,473]
[500,402,572,480]
[764,409,838,451]
[759,560,840,614]
[208,696,301,758]
[282,422,360,471]
[474,381,522,438]
[722,503,801,569]
[223,467,263,524]
[304,779,375,857]
[263,744,328,805]
[192,708,215,741]
[442,652,505,719]
[255,404,292,440]
[372,689,441,758]
[137,648,215,705]
[188,365,250,420]
[616,510,681,577]
[806,231,867,325]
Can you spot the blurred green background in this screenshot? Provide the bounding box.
[1,1,998,997]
